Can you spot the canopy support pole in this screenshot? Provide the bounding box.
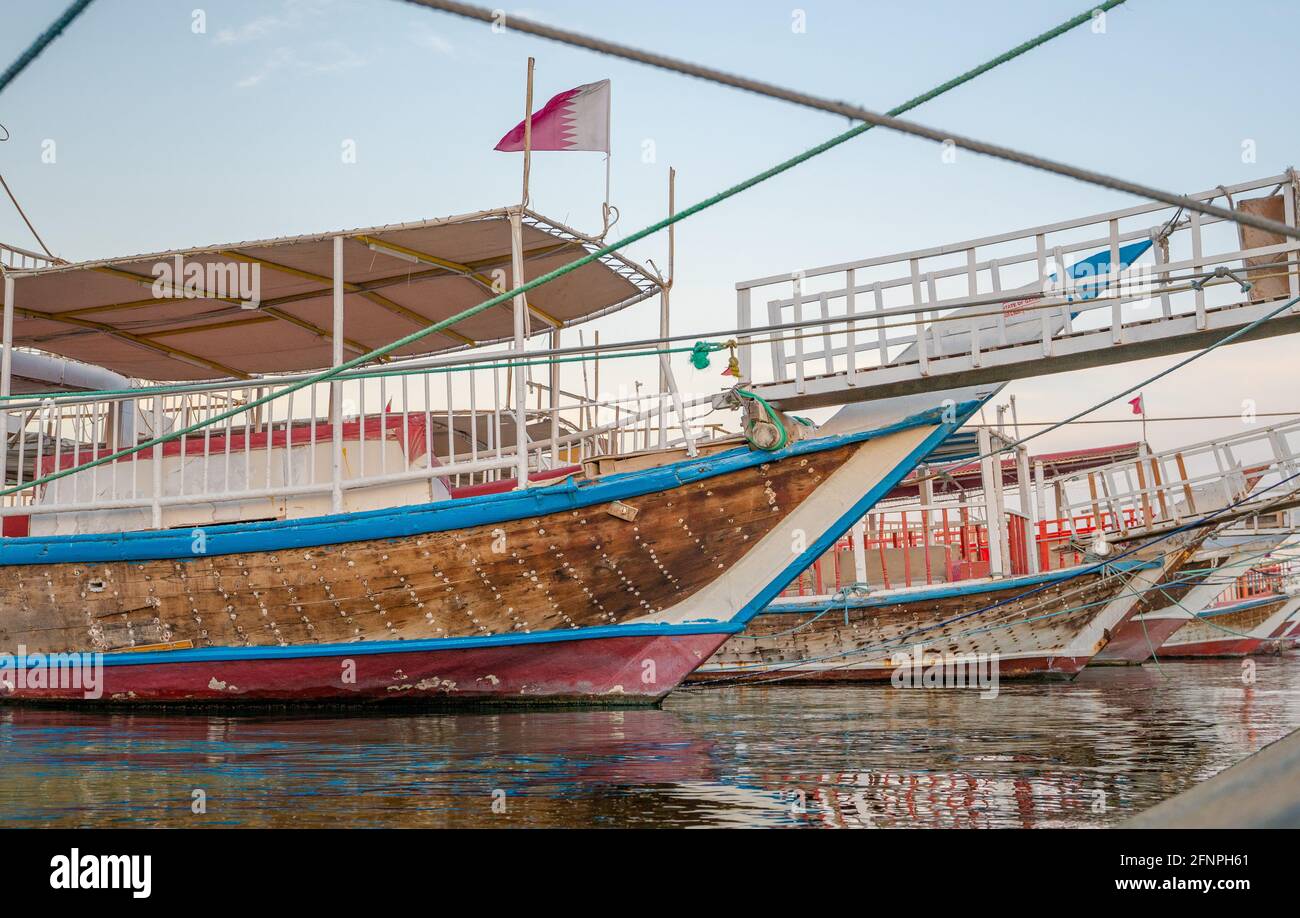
[851,518,868,585]
[1,273,13,399]
[549,326,560,468]
[1017,442,1040,574]
[978,427,1006,577]
[331,236,344,514]
[150,397,163,529]
[1,273,12,491]
[509,210,531,489]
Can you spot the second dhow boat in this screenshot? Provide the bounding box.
[1156,573,1300,659]
[690,431,1210,683]
[690,412,1300,684]
[1090,528,1291,665]
[0,213,993,705]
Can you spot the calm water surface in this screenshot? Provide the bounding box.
[2,658,1297,828]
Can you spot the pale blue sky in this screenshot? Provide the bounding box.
[2,0,1298,453]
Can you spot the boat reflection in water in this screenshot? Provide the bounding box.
[0,657,1296,828]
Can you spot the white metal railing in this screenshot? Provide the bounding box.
[1054,417,1300,541]
[0,242,58,272]
[0,343,728,533]
[735,172,1300,396]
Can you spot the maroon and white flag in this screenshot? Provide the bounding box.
[494,79,610,153]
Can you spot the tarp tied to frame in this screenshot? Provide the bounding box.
[1,209,658,382]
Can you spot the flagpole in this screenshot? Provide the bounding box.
[512,56,535,486]
[601,79,613,235]
[521,56,535,208]
[601,153,612,235]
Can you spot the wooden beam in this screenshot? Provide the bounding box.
[259,305,375,360]
[146,315,278,337]
[354,234,566,328]
[13,306,249,379]
[220,249,477,349]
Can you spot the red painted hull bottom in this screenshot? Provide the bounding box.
[1157,637,1267,658]
[687,653,1091,684]
[1090,617,1188,665]
[0,632,732,707]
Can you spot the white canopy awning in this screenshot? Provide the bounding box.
[1,208,659,382]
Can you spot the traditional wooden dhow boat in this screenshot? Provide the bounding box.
[1145,545,1300,657]
[1157,592,1300,658]
[1271,607,1300,650]
[0,215,992,705]
[1049,422,1300,662]
[1078,419,1300,662]
[690,559,1165,683]
[693,410,1300,684]
[690,433,1206,684]
[1091,529,1291,665]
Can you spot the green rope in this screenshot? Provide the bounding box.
[736,387,788,452]
[0,1,1118,500]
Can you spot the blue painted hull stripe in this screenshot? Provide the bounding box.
[3,621,745,670]
[762,559,1157,614]
[0,402,975,567]
[731,396,991,625]
[1198,595,1285,620]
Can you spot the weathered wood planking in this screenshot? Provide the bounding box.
[703,568,1133,676]
[1163,597,1290,649]
[698,536,1211,679]
[0,443,855,655]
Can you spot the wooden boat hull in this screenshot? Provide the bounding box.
[1091,549,1220,665]
[0,392,989,705]
[1091,537,1286,665]
[1088,613,1188,665]
[1274,614,1300,651]
[1157,595,1299,658]
[689,562,1156,684]
[0,625,734,707]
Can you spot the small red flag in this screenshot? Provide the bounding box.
[1128,395,1144,416]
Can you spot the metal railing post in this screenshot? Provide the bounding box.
[509,209,531,488]
[151,396,163,529]
[331,235,345,513]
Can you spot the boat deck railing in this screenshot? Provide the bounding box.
[0,345,725,532]
[1208,556,1299,607]
[1053,416,1300,541]
[0,242,58,272]
[734,172,1300,409]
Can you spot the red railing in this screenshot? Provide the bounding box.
[1210,560,1293,607]
[1034,509,1142,571]
[782,507,1158,597]
[783,508,1038,596]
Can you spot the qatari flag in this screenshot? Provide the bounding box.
[494,79,610,153]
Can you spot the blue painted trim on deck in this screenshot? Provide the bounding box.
[0,403,967,567]
[730,397,990,625]
[760,559,1158,615]
[1,620,746,670]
